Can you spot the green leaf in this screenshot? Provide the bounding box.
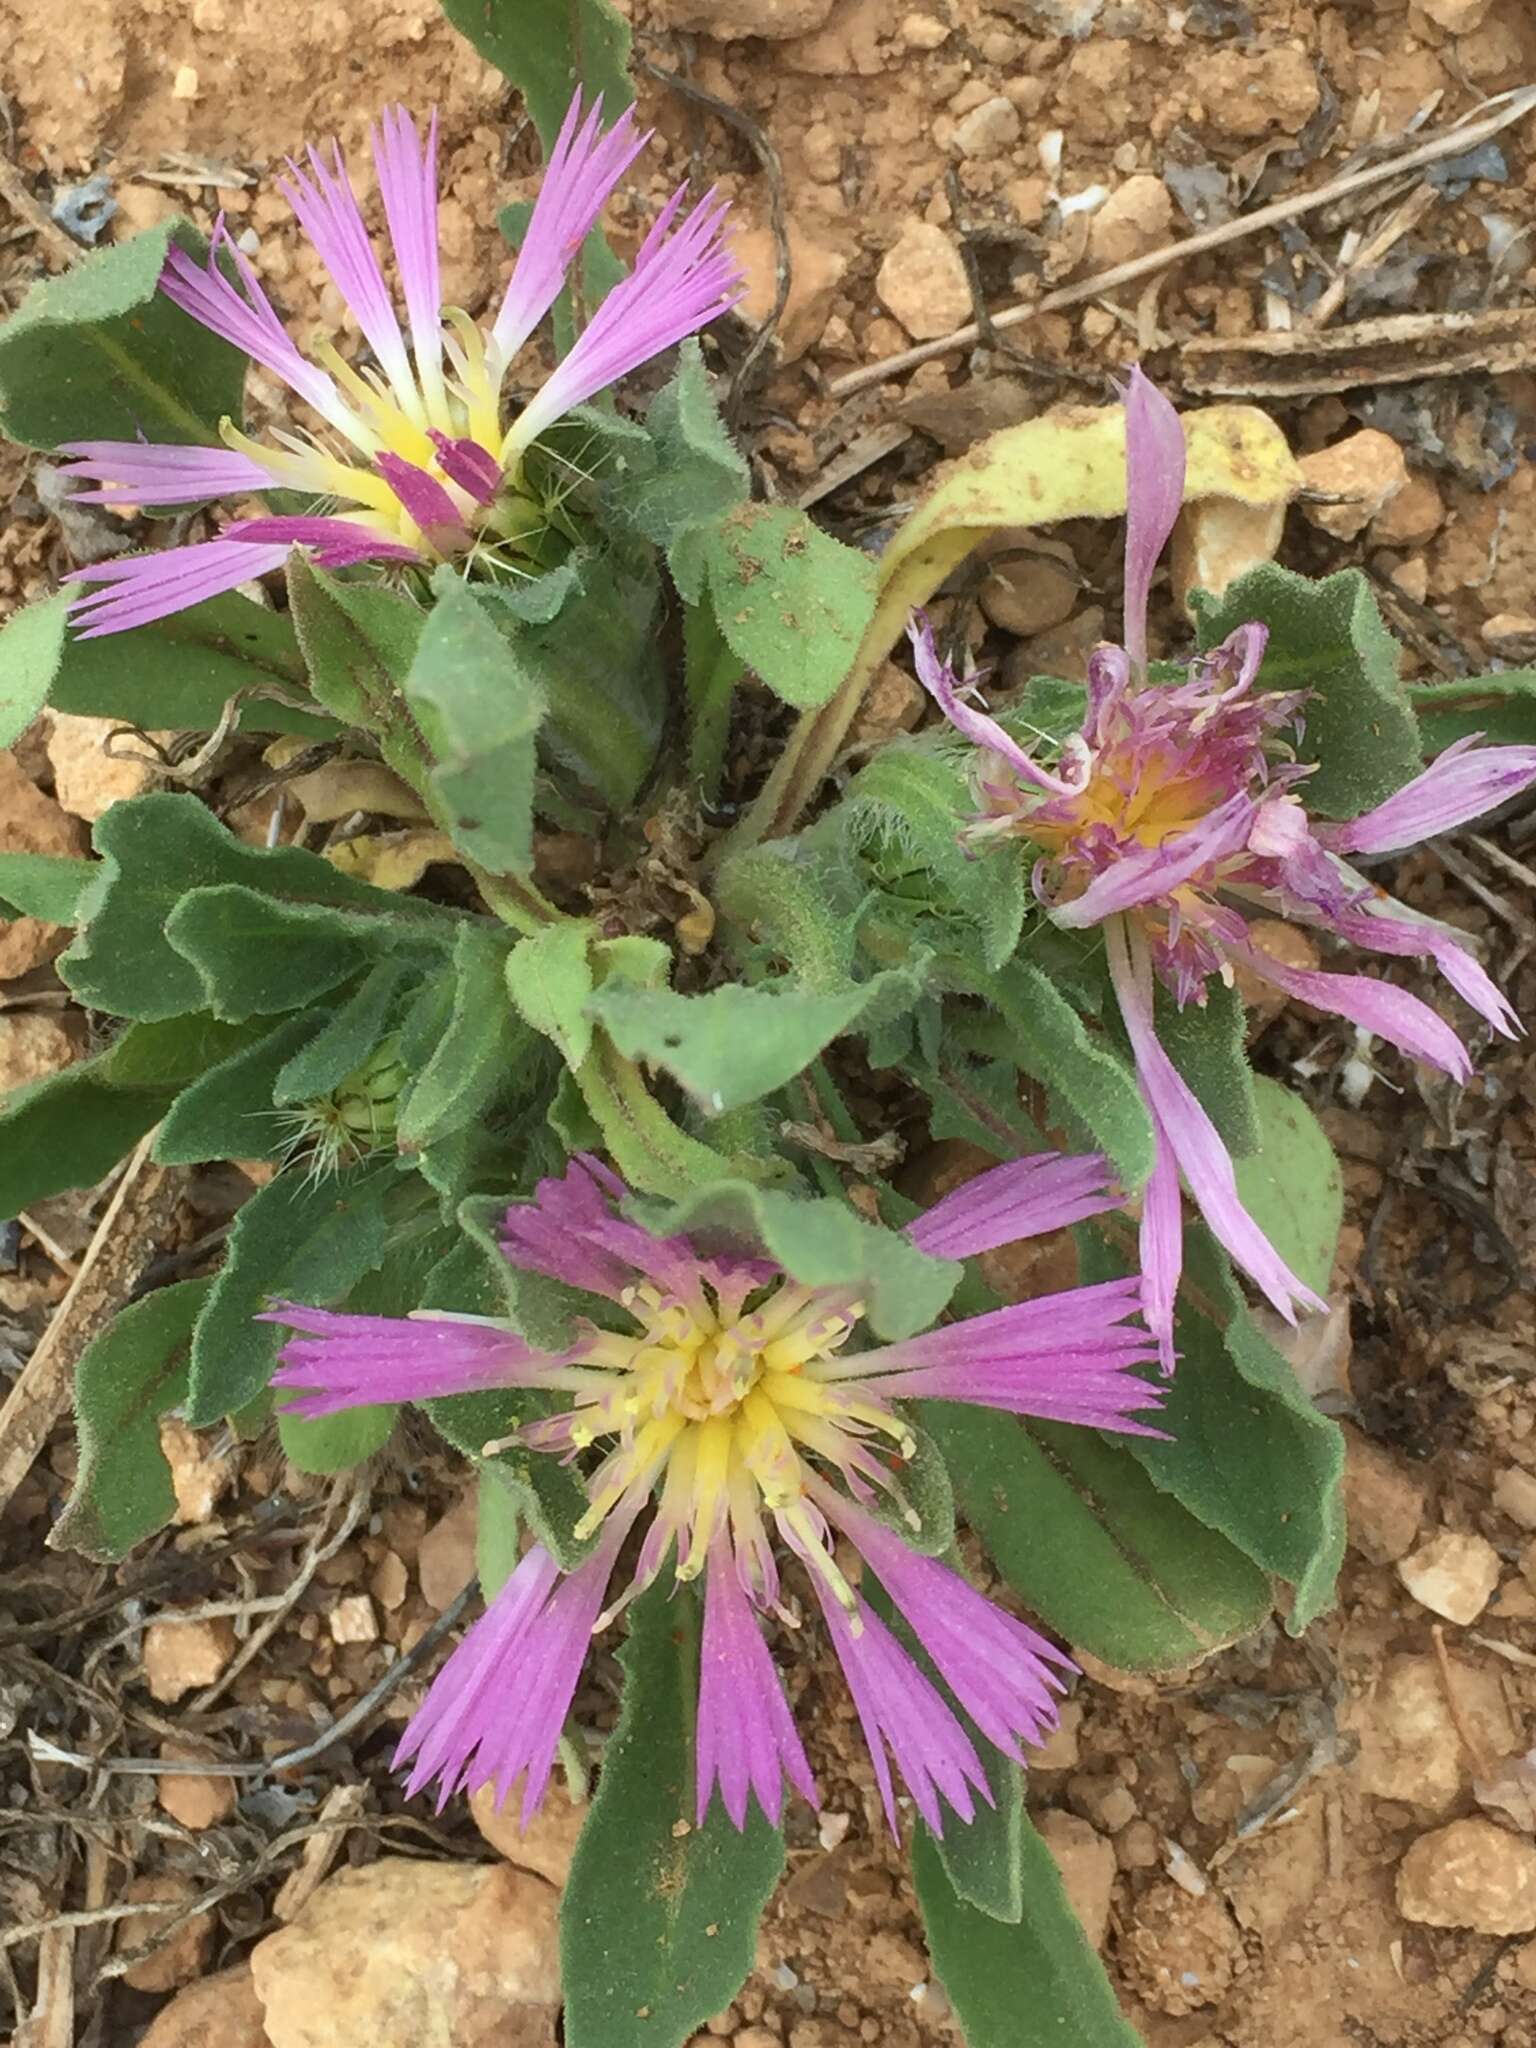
[562,1579,783,2048]
[638,1180,958,1343]
[439,0,631,150]
[928,1404,1272,1670]
[1412,669,1536,752]
[0,592,67,747]
[589,980,892,1116]
[683,599,745,802]
[1231,1077,1341,1296]
[153,1013,318,1165]
[716,838,864,991]
[399,923,524,1145]
[913,1820,1141,2048]
[0,850,93,924]
[45,588,329,737]
[404,571,545,873]
[701,504,877,711]
[0,222,246,449]
[165,887,377,1020]
[285,556,425,763]
[278,1401,395,1474]
[932,1748,1025,1923]
[1155,978,1259,1158]
[630,342,750,589]
[507,919,597,1068]
[274,957,415,1106]
[185,1164,393,1423]
[0,1055,172,1215]
[99,1012,256,1091]
[476,1472,523,1598]
[1193,564,1421,816]
[52,1280,212,1560]
[63,793,418,1021]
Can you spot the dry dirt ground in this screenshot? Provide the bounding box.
[3,1,1536,2045]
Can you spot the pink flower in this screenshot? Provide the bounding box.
[59,97,741,637]
[911,367,1536,1370]
[264,1151,1161,1833]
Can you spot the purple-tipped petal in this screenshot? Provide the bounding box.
[219,514,422,566]
[1121,366,1185,672]
[504,184,742,457]
[428,429,502,505]
[264,1300,557,1417]
[280,139,413,400]
[491,92,650,365]
[1106,917,1323,1325]
[696,1538,818,1828]
[908,612,1083,799]
[836,1279,1166,1433]
[65,537,292,638]
[1316,898,1520,1040]
[54,439,273,506]
[1049,792,1259,930]
[375,452,472,550]
[828,1495,1074,1760]
[372,105,446,417]
[905,1147,1122,1261]
[1317,736,1536,857]
[813,1582,992,1835]
[497,1155,713,1305]
[1138,1134,1183,1377]
[1231,939,1472,1081]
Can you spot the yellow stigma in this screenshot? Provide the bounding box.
[552,1277,905,1602]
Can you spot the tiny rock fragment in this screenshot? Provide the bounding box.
[1339,1423,1425,1564]
[1121,1878,1244,2016]
[1352,1651,1517,1813]
[1368,471,1445,549]
[118,1875,216,1994]
[850,662,926,745]
[371,1550,409,1611]
[470,1781,590,1888]
[159,1417,234,1526]
[979,534,1080,638]
[1300,430,1409,541]
[875,220,972,342]
[1494,1467,1536,1533]
[157,1741,238,1831]
[1397,1527,1502,1625]
[729,219,847,364]
[1171,497,1286,614]
[46,712,166,821]
[952,96,1021,161]
[1026,1697,1084,1771]
[1416,0,1494,29]
[1397,1818,1536,1935]
[898,11,951,48]
[1196,48,1321,140]
[251,1857,561,2048]
[0,1012,82,1094]
[417,1487,479,1612]
[329,1594,379,1645]
[1085,175,1174,271]
[142,1615,237,1703]
[1481,613,1536,660]
[171,63,199,98]
[0,750,89,979]
[648,0,834,33]
[139,1962,269,2048]
[1034,1810,1115,1950]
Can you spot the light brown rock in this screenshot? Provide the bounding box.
[1034,1809,1115,1950]
[898,11,951,49]
[1495,1467,1536,1532]
[1171,497,1286,612]
[1397,1527,1502,1624]
[1513,1936,1536,1993]
[1416,0,1494,30]
[1397,1818,1536,1934]
[1227,917,1322,1029]
[159,1417,234,1525]
[649,0,834,36]
[1086,175,1174,271]
[157,1741,239,1831]
[1353,1652,1518,1814]
[142,1615,236,1703]
[952,95,1021,160]
[1026,1697,1084,1772]
[1340,1422,1425,1564]
[979,535,1080,638]
[0,749,88,979]
[850,662,925,745]
[417,1486,479,1611]
[1198,48,1322,139]
[1368,471,1445,548]
[0,1012,82,1094]
[1004,606,1106,690]
[250,1858,561,2048]
[117,1875,216,1993]
[1482,613,1536,659]
[1225,1800,1327,1940]
[470,1782,590,1888]
[329,1593,379,1645]
[1121,1879,1244,2016]
[875,221,971,342]
[729,219,848,363]
[46,711,163,821]
[371,1549,409,1610]
[138,1962,270,2048]
[1300,430,1409,541]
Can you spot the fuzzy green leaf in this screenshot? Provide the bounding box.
[1412,669,1536,752]
[165,886,379,1020]
[716,838,864,990]
[285,556,425,762]
[278,1402,396,1474]
[562,1579,784,2048]
[0,222,246,449]
[0,1050,174,1216]
[185,1163,393,1424]
[405,571,546,873]
[1193,564,1421,816]
[931,1749,1025,1924]
[631,342,749,589]
[0,851,94,924]
[1231,1078,1342,1296]
[702,504,877,710]
[273,957,415,1106]
[153,1013,319,1165]
[517,549,665,810]
[1155,978,1259,1158]
[0,592,67,747]
[476,1472,524,1598]
[52,1279,212,1561]
[913,1820,1141,2048]
[507,919,597,1068]
[399,922,525,1145]
[439,0,631,149]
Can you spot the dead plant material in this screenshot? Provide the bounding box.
[1181,306,1536,397]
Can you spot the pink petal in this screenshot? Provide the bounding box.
[1231,937,1472,1080]
[372,106,445,412]
[907,612,1082,798]
[1138,1133,1183,1377]
[1121,366,1186,672]
[1050,791,1259,929]
[66,537,291,637]
[375,452,472,549]
[1317,735,1536,857]
[222,514,422,566]
[696,1538,818,1828]
[280,140,413,398]
[263,1300,557,1417]
[905,1147,1123,1261]
[54,439,273,506]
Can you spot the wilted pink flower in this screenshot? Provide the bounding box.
[912,367,1536,1369]
[59,97,741,637]
[265,1151,1162,1833]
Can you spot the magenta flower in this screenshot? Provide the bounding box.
[264,1151,1162,1833]
[911,367,1536,1370]
[58,97,742,638]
